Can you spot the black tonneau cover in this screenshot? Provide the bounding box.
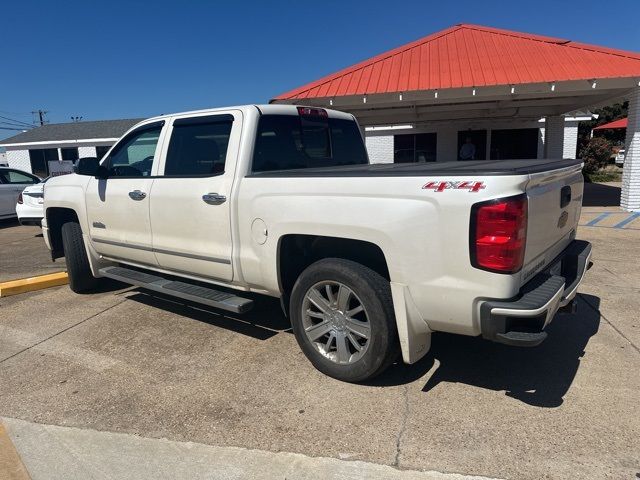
[247,159,583,177]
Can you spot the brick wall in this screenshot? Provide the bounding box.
[621,86,640,211]
[563,122,578,159]
[78,146,97,158]
[6,149,32,173]
[365,136,394,164]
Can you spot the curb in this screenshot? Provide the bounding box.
[0,272,68,298]
[0,421,31,480]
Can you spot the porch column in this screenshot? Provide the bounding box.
[544,115,565,159]
[621,86,640,211]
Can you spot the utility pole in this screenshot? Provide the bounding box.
[31,109,48,126]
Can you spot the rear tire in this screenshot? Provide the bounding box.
[61,221,99,293]
[290,258,398,383]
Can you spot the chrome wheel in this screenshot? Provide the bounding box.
[301,281,371,365]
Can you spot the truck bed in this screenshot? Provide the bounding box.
[247,159,582,177]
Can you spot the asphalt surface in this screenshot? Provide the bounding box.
[0,219,61,282]
[0,206,639,479]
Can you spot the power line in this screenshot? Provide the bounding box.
[0,119,33,128]
[0,126,30,131]
[0,114,33,127]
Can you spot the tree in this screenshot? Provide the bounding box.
[580,136,613,174]
[577,101,628,154]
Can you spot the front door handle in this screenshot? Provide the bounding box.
[128,190,147,201]
[202,193,226,205]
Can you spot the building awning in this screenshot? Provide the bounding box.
[274,24,640,100]
[271,24,640,127]
[593,117,628,130]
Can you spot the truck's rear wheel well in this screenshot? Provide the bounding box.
[278,234,390,311]
[47,208,79,259]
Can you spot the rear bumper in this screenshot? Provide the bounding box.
[480,240,592,347]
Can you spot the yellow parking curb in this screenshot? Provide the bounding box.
[0,421,31,479]
[0,272,68,298]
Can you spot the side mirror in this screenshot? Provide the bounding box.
[74,157,99,176]
[94,165,109,180]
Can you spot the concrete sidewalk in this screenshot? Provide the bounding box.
[2,418,494,480]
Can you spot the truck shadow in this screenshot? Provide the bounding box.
[125,286,600,408]
[582,182,621,207]
[372,294,601,408]
[126,290,292,341]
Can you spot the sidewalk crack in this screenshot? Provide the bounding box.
[393,384,410,468]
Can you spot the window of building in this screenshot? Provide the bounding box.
[490,128,539,159]
[393,133,437,163]
[60,147,79,161]
[28,148,58,177]
[95,146,111,159]
[457,130,487,160]
[252,115,368,172]
[104,123,162,177]
[164,116,233,176]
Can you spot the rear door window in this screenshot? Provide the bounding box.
[163,115,233,176]
[252,114,368,172]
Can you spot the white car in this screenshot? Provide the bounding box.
[0,167,41,220]
[42,104,591,382]
[17,177,49,226]
[615,149,625,166]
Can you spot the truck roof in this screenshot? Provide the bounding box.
[141,104,355,125]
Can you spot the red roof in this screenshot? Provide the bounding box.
[593,117,628,130]
[273,24,640,100]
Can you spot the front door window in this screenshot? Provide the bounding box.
[104,125,162,177]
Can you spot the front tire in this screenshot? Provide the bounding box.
[290,258,398,382]
[61,221,99,293]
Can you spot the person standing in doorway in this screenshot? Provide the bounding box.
[459,137,476,160]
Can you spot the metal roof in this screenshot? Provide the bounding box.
[273,24,640,101]
[0,118,143,146]
[593,117,628,130]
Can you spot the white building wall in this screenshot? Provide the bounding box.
[563,121,579,159]
[365,136,394,164]
[6,149,31,173]
[621,86,640,211]
[78,146,97,158]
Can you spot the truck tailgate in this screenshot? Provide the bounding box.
[520,162,584,285]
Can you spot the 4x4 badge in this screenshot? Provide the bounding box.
[422,181,486,192]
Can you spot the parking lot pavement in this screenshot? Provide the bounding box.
[0,210,639,479]
[0,219,61,282]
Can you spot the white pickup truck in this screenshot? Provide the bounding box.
[42,104,591,382]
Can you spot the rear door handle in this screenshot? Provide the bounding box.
[128,190,147,201]
[202,193,226,205]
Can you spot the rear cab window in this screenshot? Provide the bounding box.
[252,110,368,172]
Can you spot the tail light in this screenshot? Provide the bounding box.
[470,194,527,273]
[17,192,23,204]
[297,106,328,117]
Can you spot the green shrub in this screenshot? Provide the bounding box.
[580,137,613,174]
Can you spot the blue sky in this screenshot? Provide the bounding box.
[1,0,639,140]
